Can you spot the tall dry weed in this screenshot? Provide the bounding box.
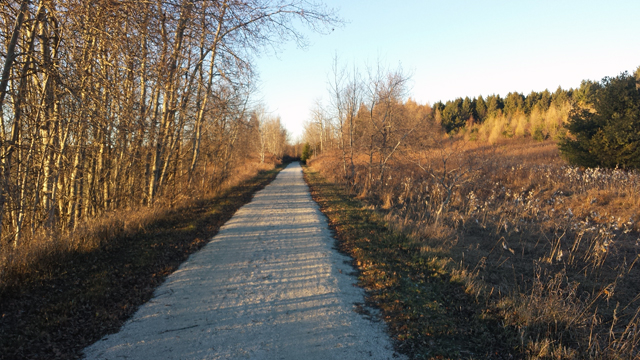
[309,139,640,358]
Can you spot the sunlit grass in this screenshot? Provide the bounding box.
[308,138,640,359]
[304,166,519,359]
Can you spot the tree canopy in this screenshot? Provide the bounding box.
[559,71,640,169]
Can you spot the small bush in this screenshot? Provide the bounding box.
[300,143,312,164]
[533,125,547,142]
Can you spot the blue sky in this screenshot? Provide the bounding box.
[253,0,640,139]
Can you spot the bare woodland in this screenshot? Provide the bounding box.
[303,59,432,192]
[0,0,336,251]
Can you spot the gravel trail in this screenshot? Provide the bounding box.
[82,162,401,360]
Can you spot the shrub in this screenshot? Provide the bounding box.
[300,143,312,164]
[559,70,640,169]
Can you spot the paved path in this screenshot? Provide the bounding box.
[83,162,401,360]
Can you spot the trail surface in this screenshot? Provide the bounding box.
[83,162,400,360]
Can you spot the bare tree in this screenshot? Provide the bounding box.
[309,99,328,154]
[0,0,340,250]
[363,64,416,191]
[254,106,288,163]
[328,55,349,178]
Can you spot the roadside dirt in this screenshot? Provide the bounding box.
[82,162,401,360]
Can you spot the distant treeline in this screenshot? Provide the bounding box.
[432,82,597,134]
[304,64,639,170]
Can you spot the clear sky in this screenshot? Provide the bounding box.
[253,0,640,139]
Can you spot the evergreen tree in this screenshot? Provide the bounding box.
[504,92,525,115]
[475,95,487,122]
[559,72,640,169]
[551,86,570,108]
[572,80,601,106]
[537,89,552,111]
[301,143,312,164]
[461,96,475,122]
[441,98,465,133]
[432,101,445,113]
[524,91,541,114]
[485,94,504,116]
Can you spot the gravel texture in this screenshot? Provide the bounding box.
[82,162,401,360]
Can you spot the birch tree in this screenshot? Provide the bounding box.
[0,0,339,249]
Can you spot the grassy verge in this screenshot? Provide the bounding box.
[0,164,286,360]
[303,166,520,359]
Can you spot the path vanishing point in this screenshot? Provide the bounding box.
[82,162,401,360]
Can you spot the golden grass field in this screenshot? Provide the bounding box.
[309,138,640,359]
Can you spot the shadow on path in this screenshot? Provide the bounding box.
[82,163,401,360]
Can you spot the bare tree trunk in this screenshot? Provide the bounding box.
[39,11,60,224]
[0,0,30,112]
[47,125,70,228]
[67,136,85,229]
[15,136,37,245]
[149,0,193,203]
[0,0,45,242]
[189,5,227,183]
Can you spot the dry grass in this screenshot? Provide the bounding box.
[309,139,640,359]
[304,166,519,359]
